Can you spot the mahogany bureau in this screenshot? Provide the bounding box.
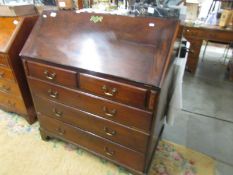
[0,16,38,124]
[20,11,179,175]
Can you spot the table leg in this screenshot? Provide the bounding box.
[186,39,203,73]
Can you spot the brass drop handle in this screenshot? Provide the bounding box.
[7,100,16,108]
[102,85,117,97]
[0,85,10,92]
[103,106,117,117]
[56,127,65,135]
[53,108,63,117]
[44,70,56,80]
[104,147,115,157]
[0,71,5,78]
[48,89,58,98]
[104,127,116,136]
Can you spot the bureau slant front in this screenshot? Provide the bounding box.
[20,11,179,175]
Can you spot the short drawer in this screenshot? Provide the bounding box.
[39,114,145,172]
[34,96,149,153]
[0,91,27,115]
[28,78,152,132]
[26,61,77,88]
[79,73,148,109]
[0,79,22,98]
[0,66,15,81]
[0,53,9,67]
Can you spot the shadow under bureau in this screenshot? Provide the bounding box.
[0,16,38,124]
[20,11,179,175]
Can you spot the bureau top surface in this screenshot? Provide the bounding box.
[21,11,179,88]
[0,17,22,53]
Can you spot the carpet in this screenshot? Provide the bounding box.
[0,110,215,175]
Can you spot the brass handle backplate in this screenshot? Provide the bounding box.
[103,106,117,117]
[56,127,65,135]
[44,70,56,80]
[53,108,63,117]
[0,85,10,92]
[104,127,116,136]
[48,89,58,98]
[102,85,117,97]
[104,147,115,157]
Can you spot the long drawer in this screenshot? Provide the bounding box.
[0,66,15,81]
[0,79,22,98]
[0,91,27,115]
[34,96,149,153]
[28,77,153,132]
[39,114,145,172]
[79,73,148,109]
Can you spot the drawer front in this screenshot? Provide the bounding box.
[34,96,149,153]
[79,74,148,109]
[0,79,22,98]
[28,78,152,132]
[0,66,15,81]
[0,54,9,67]
[0,91,27,115]
[26,61,77,88]
[39,114,145,171]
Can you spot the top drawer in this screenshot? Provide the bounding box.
[79,74,148,109]
[26,61,77,88]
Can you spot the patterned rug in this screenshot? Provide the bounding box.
[0,110,215,175]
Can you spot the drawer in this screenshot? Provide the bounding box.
[0,79,22,98]
[79,73,148,109]
[0,91,27,115]
[39,114,145,171]
[0,66,15,81]
[34,96,149,153]
[28,78,152,132]
[0,53,9,67]
[26,61,77,88]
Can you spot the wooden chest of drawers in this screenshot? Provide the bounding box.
[20,11,179,175]
[0,16,38,124]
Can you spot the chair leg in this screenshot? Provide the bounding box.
[201,41,208,62]
[221,44,230,65]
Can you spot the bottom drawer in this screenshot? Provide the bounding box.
[38,114,145,172]
[0,91,27,115]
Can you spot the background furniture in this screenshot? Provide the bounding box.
[0,16,38,124]
[181,24,233,73]
[21,11,179,175]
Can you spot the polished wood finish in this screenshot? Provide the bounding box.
[0,54,10,67]
[0,17,20,53]
[21,11,179,88]
[34,96,149,153]
[0,16,38,124]
[0,79,22,98]
[21,11,179,175]
[181,25,233,73]
[38,114,145,172]
[0,91,27,115]
[0,66,15,81]
[28,77,152,132]
[27,61,77,88]
[79,73,148,109]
